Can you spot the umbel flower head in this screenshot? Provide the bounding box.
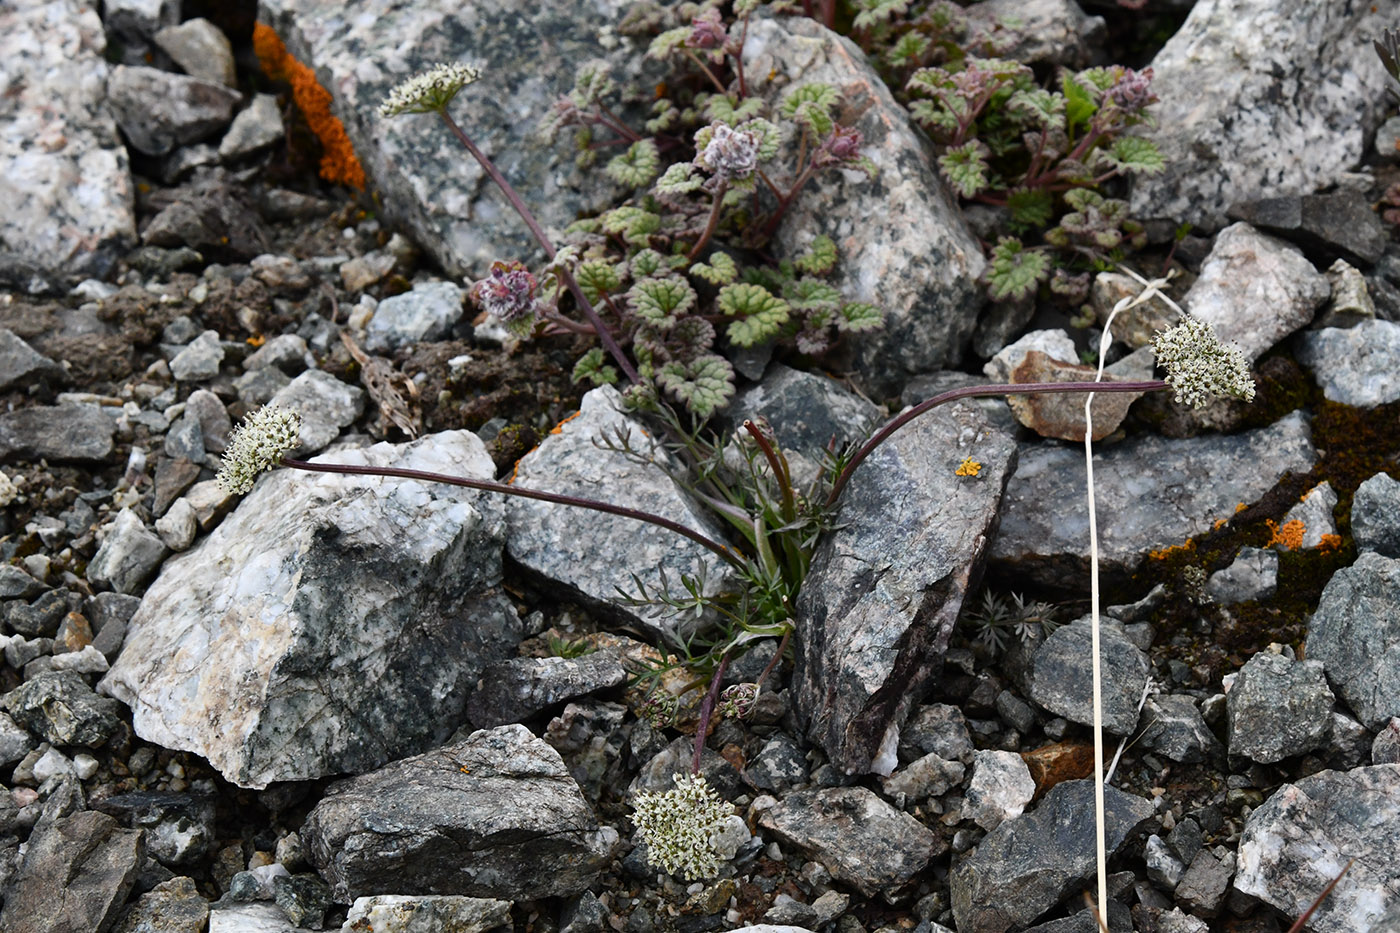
[216,405,302,494]
[631,772,734,880]
[379,62,482,117]
[1152,317,1256,409]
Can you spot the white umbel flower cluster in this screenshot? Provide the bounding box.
[1152,317,1256,409]
[378,62,482,117]
[216,405,302,494]
[631,772,734,881]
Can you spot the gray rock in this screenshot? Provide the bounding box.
[723,364,881,489]
[0,328,65,391]
[164,410,206,464]
[1090,272,1181,350]
[1205,547,1277,603]
[153,18,237,87]
[273,875,331,929]
[1318,259,1379,331]
[899,703,975,765]
[219,94,285,162]
[205,902,317,932]
[1352,472,1400,558]
[94,793,215,868]
[185,389,232,454]
[154,499,198,552]
[764,897,819,929]
[339,250,399,293]
[234,367,293,407]
[466,653,627,728]
[1234,765,1400,933]
[244,334,310,375]
[1144,834,1185,890]
[746,16,985,397]
[991,411,1317,588]
[1183,224,1328,363]
[3,670,124,748]
[141,169,268,261]
[5,588,68,637]
[87,509,168,595]
[229,864,289,902]
[0,0,137,290]
[963,0,1104,67]
[0,564,49,600]
[251,255,313,292]
[1227,191,1389,267]
[1138,694,1224,765]
[1326,710,1373,772]
[1279,481,1338,551]
[1305,550,1400,730]
[1129,0,1398,230]
[505,385,736,644]
[1174,848,1235,919]
[104,0,179,47]
[963,750,1034,831]
[0,810,144,933]
[111,875,209,933]
[881,752,965,804]
[363,281,464,352]
[1295,319,1400,407]
[950,779,1154,933]
[168,330,225,382]
[1029,617,1150,735]
[106,65,241,157]
[1374,718,1400,765]
[302,724,609,902]
[341,896,513,933]
[100,431,521,788]
[746,734,810,795]
[1226,650,1333,763]
[258,0,659,275]
[0,404,116,463]
[266,370,365,456]
[984,330,1078,381]
[794,400,1016,774]
[757,786,939,898]
[0,711,37,767]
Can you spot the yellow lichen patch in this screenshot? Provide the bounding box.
[1235,502,1248,512]
[1266,519,1306,551]
[1149,539,1196,561]
[1213,518,1228,531]
[252,23,366,189]
[955,457,982,477]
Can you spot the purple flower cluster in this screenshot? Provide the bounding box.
[700,123,760,181]
[471,260,538,322]
[1107,66,1156,115]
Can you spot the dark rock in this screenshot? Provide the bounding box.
[152,457,203,516]
[301,724,610,902]
[93,793,216,868]
[1227,191,1388,266]
[898,703,975,764]
[757,786,941,899]
[950,779,1154,933]
[1028,618,1150,735]
[273,874,332,930]
[0,328,65,391]
[1352,472,1400,557]
[1174,848,1234,918]
[1225,651,1333,763]
[745,733,810,794]
[466,653,628,728]
[110,875,209,933]
[3,671,123,748]
[0,712,36,767]
[141,169,268,262]
[1375,718,1400,765]
[105,65,240,157]
[0,404,115,463]
[1305,551,1400,730]
[1234,765,1400,932]
[0,564,48,600]
[0,810,144,933]
[1138,695,1224,764]
[794,400,1016,774]
[5,589,68,637]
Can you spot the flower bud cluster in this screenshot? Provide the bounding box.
[470,260,539,323]
[1107,66,1156,115]
[631,772,733,880]
[379,62,482,117]
[699,123,760,181]
[1152,317,1256,409]
[216,405,302,494]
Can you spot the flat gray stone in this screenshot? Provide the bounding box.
[168,330,225,382]
[1130,0,1399,230]
[466,653,627,729]
[0,0,137,290]
[106,65,241,157]
[100,431,522,788]
[0,403,116,463]
[153,17,237,87]
[1228,191,1389,267]
[1226,651,1333,763]
[757,786,939,898]
[1352,472,1400,558]
[0,328,65,391]
[1295,319,1400,407]
[990,411,1317,588]
[793,400,1016,774]
[1138,694,1224,764]
[267,369,365,456]
[963,0,1104,67]
[341,896,512,933]
[219,94,284,162]
[302,724,609,902]
[505,385,736,644]
[1184,223,1329,363]
[1028,617,1150,735]
[87,508,168,595]
[363,280,464,352]
[1305,550,1400,731]
[1234,765,1400,933]
[0,810,144,933]
[1205,547,1277,603]
[745,15,985,396]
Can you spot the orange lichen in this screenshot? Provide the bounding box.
[1213,518,1228,531]
[1315,534,1343,551]
[1266,519,1306,551]
[549,411,582,435]
[252,23,365,190]
[955,457,982,477]
[1149,539,1196,561]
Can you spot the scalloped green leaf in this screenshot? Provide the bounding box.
[654,162,704,197]
[606,138,660,189]
[853,0,911,29]
[885,32,930,68]
[599,206,661,246]
[837,302,883,333]
[646,99,679,134]
[780,84,839,137]
[629,248,668,278]
[987,238,1050,302]
[1007,88,1065,131]
[690,251,738,285]
[648,26,691,60]
[939,140,990,199]
[627,276,696,330]
[787,278,841,312]
[571,348,619,387]
[656,355,735,418]
[669,315,717,360]
[794,234,838,275]
[1006,188,1055,229]
[575,259,622,302]
[719,283,790,348]
[1104,135,1166,175]
[706,94,764,125]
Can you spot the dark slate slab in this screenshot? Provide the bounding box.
[1305,551,1400,731]
[0,405,116,463]
[0,810,144,933]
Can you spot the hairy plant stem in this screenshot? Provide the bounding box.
[826,379,1168,507]
[437,109,641,386]
[692,651,731,773]
[688,179,730,261]
[278,458,744,571]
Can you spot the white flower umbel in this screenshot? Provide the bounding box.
[1152,317,1256,409]
[379,62,483,117]
[216,405,302,494]
[631,772,733,881]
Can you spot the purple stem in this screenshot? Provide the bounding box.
[692,652,731,774]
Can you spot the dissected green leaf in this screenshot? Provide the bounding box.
[627,276,697,330]
[886,32,931,68]
[794,234,838,275]
[655,355,735,417]
[690,251,738,285]
[780,83,839,137]
[1061,72,1097,131]
[571,348,619,387]
[1006,187,1055,229]
[606,139,660,189]
[939,140,991,198]
[987,237,1050,301]
[654,162,704,197]
[837,302,883,333]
